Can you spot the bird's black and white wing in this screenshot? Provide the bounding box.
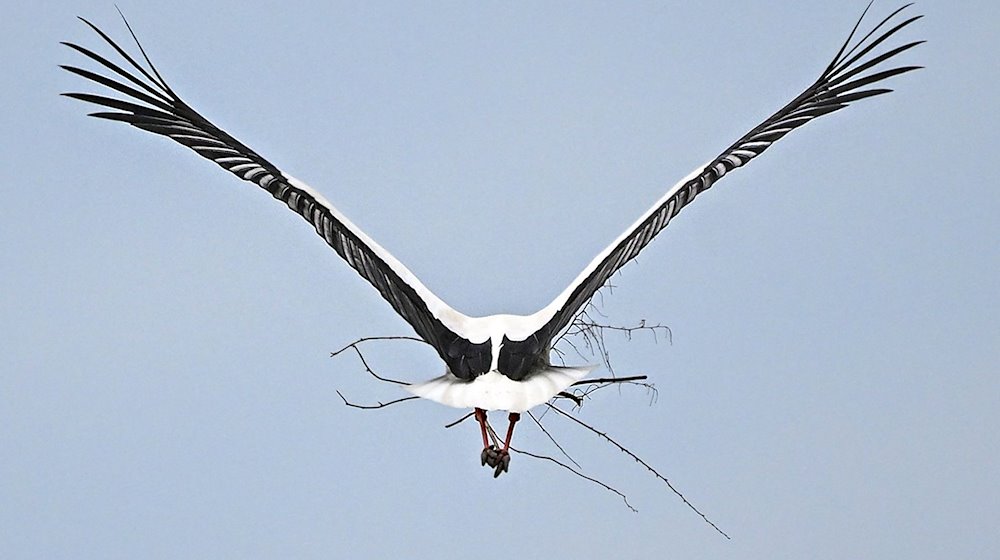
[501,3,923,369]
[61,15,493,380]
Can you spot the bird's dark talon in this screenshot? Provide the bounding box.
[492,450,511,478]
[481,445,502,468]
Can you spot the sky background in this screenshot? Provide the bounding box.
[3,1,998,558]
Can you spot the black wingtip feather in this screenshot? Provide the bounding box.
[831,4,916,74]
[113,7,175,98]
[73,13,175,101]
[808,5,924,112]
[61,37,173,105]
[824,0,876,76]
[829,13,924,80]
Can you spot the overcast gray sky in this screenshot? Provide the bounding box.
[3,1,998,558]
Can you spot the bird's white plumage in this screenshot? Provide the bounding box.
[406,366,595,412]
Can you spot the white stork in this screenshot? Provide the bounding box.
[62,3,922,477]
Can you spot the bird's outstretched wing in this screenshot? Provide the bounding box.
[500,2,923,371]
[61,14,493,380]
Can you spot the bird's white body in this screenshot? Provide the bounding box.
[407,366,594,413]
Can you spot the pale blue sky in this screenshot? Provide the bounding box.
[2,1,998,558]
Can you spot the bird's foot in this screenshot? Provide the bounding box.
[480,445,511,477]
[493,450,511,478]
[481,445,500,467]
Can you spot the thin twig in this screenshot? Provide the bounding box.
[573,320,673,345]
[546,403,730,539]
[570,380,659,408]
[444,411,474,429]
[571,375,648,386]
[510,446,637,513]
[561,338,588,364]
[554,296,673,376]
[554,376,655,407]
[330,336,427,357]
[551,345,567,366]
[336,390,419,410]
[554,375,659,410]
[527,410,581,469]
[331,342,409,385]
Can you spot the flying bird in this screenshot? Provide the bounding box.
[62,4,922,477]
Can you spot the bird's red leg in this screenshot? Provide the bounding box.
[491,412,520,477]
[502,412,520,452]
[474,408,489,449]
[476,408,497,467]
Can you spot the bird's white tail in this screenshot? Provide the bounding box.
[406,366,595,413]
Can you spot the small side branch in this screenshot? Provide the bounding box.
[330,335,427,357]
[571,375,648,387]
[554,305,672,373]
[527,410,581,469]
[554,375,658,409]
[573,319,672,344]
[331,336,426,386]
[546,403,730,539]
[510,446,637,513]
[331,336,431,410]
[444,411,475,429]
[336,390,419,410]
